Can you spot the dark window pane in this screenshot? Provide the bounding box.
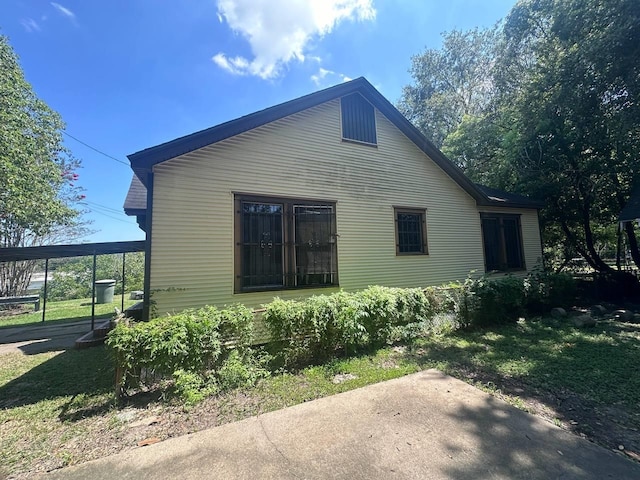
[341,93,377,144]
[482,218,501,271]
[241,202,284,288]
[397,212,423,253]
[503,218,523,269]
[481,215,524,271]
[294,206,336,286]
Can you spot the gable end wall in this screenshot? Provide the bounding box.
[149,99,541,314]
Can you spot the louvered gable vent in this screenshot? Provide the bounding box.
[340,92,377,145]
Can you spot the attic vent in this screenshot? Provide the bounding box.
[341,93,377,145]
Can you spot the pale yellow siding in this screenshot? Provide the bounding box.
[149,99,541,314]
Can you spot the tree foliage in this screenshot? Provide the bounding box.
[399,0,640,273]
[0,35,86,296]
[398,27,498,149]
[44,252,145,301]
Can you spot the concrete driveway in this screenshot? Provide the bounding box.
[47,370,640,479]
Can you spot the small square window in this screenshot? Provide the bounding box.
[394,208,428,255]
[341,93,377,145]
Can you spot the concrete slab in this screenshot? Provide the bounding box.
[0,319,93,354]
[46,370,640,479]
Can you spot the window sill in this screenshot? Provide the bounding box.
[485,268,527,274]
[341,138,378,148]
[235,283,339,294]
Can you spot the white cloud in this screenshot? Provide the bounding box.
[21,18,41,33]
[310,67,352,86]
[51,2,76,20]
[213,0,376,79]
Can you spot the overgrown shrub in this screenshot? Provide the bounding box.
[453,275,526,328]
[262,286,434,367]
[106,304,267,402]
[524,269,577,312]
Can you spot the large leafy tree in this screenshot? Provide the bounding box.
[0,35,85,296]
[399,0,640,274]
[397,27,499,150]
[498,0,640,272]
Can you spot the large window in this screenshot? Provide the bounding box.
[341,93,377,145]
[394,207,428,255]
[235,195,338,292]
[481,213,525,272]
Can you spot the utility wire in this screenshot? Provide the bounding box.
[85,208,135,224]
[63,131,130,166]
[83,200,127,216]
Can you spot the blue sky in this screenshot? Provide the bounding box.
[1,0,516,243]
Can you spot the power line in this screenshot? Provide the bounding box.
[85,208,135,224]
[63,131,130,166]
[83,200,127,216]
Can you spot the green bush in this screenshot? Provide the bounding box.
[524,269,577,312]
[454,275,526,328]
[106,304,267,402]
[262,286,434,367]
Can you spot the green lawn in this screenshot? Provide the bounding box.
[0,296,138,329]
[1,316,639,477]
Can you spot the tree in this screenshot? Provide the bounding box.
[0,35,85,297]
[497,0,640,272]
[44,253,145,301]
[397,27,499,150]
[399,0,640,275]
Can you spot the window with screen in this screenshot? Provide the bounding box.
[481,213,525,271]
[394,207,428,255]
[235,195,338,292]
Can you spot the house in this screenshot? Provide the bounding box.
[125,77,543,320]
[619,185,640,226]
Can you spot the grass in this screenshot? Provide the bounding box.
[411,317,640,408]
[0,296,138,329]
[0,347,116,476]
[1,316,639,477]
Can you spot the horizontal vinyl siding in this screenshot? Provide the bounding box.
[149,100,532,314]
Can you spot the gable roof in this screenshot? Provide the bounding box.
[123,175,146,215]
[125,77,542,212]
[476,185,544,209]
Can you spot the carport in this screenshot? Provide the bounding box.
[0,241,144,329]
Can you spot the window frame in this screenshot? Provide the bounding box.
[234,194,338,293]
[394,207,429,256]
[480,212,526,272]
[340,93,378,147]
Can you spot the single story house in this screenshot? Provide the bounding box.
[125,77,543,320]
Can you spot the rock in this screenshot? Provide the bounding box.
[129,415,161,428]
[116,410,137,423]
[551,307,567,318]
[332,373,358,384]
[572,315,596,328]
[590,305,607,317]
[612,310,634,322]
[633,314,640,324]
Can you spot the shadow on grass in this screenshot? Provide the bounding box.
[0,346,115,421]
[437,392,640,479]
